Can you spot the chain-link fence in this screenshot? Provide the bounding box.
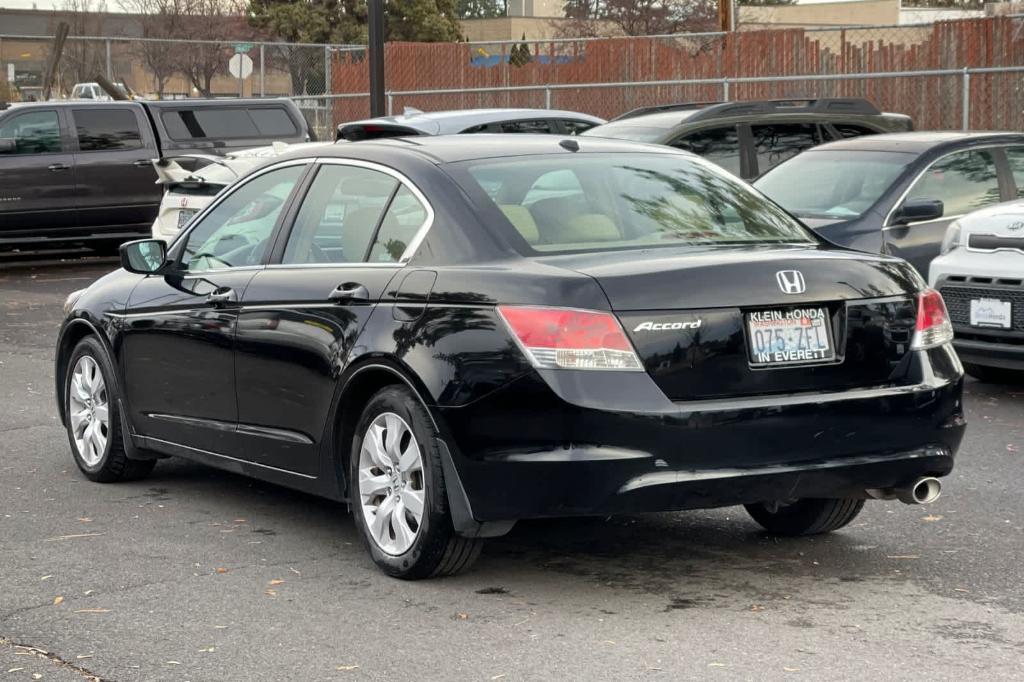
[3,13,1024,139]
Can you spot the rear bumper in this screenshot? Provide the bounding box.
[439,346,965,522]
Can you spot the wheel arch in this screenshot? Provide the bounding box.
[55,318,115,426]
[328,359,441,497]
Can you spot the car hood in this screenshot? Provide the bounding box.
[955,200,1024,237]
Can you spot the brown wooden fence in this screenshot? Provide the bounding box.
[329,15,1024,131]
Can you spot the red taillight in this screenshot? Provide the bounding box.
[497,305,643,371]
[911,288,954,350]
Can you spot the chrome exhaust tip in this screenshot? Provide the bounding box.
[866,476,942,505]
[899,476,942,505]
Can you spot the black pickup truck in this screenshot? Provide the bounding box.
[0,98,311,251]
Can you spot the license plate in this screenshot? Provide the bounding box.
[747,307,835,367]
[177,209,198,230]
[970,298,1012,329]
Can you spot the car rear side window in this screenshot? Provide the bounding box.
[1004,147,1024,198]
[0,110,61,154]
[751,123,822,174]
[831,123,878,139]
[670,126,741,176]
[74,109,142,151]
[161,107,298,140]
[905,149,1000,218]
[562,119,598,135]
[499,120,552,134]
[456,153,813,254]
[282,164,399,265]
[367,187,429,263]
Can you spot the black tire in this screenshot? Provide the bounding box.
[744,498,864,536]
[349,385,481,579]
[64,337,156,483]
[964,363,1024,384]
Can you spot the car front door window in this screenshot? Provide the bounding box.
[180,165,304,271]
[0,111,62,155]
[904,149,1000,219]
[670,126,742,177]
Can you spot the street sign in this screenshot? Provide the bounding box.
[228,53,253,80]
[233,42,254,54]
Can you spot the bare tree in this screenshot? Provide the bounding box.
[172,0,250,97]
[119,0,184,98]
[558,0,717,37]
[54,0,108,93]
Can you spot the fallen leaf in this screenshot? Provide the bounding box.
[336,665,360,671]
[268,579,285,586]
[491,675,506,680]
[456,612,468,620]
[784,667,801,672]
[233,518,247,523]
[1007,444,1018,453]
[6,669,24,674]
[53,595,64,605]
[166,661,181,665]
[199,646,216,653]
[289,567,301,576]
[215,567,228,574]
[32,674,42,680]
[213,625,229,629]
[954,588,970,593]
[750,604,766,612]
[39,575,52,581]
[77,517,92,522]
[73,608,111,614]
[921,514,943,522]
[708,662,726,667]
[265,589,277,597]
[76,655,93,660]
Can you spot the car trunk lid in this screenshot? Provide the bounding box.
[538,245,920,400]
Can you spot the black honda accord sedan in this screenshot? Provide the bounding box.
[56,135,965,579]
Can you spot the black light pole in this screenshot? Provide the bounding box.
[368,0,386,117]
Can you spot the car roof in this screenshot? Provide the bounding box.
[278,133,683,165]
[340,108,605,135]
[806,131,1024,154]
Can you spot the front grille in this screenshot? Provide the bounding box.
[938,283,1024,340]
[969,234,1024,252]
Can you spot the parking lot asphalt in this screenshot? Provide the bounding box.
[2,258,1023,681]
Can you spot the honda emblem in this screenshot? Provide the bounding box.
[776,270,806,295]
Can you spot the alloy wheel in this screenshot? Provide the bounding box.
[68,355,109,467]
[358,412,426,555]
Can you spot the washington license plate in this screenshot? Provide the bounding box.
[970,298,1011,329]
[747,307,835,367]
[177,209,198,230]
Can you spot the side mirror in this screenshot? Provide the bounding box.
[893,198,944,225]
[0,138,16,154]
[120,239,168,274]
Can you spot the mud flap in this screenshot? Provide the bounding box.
[435,438,515,539]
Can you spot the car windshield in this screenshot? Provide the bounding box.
[755,150,916,221]
[452,153,814,254]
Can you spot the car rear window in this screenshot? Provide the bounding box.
[452,153,813,254]
[161,106,298,141]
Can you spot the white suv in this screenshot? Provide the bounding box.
[929,200,1024,383]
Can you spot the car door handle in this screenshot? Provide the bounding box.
[328,282,370,303]
[207,287,237,305]
[133,159,151,167]
[47,163,69,171]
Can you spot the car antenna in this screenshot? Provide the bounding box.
[559,138,580,152]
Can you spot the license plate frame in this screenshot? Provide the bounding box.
[746,306,836,368]
[176,209,198,230]
[970,298,1012,329]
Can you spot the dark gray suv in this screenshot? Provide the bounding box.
[582,98,912,180]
